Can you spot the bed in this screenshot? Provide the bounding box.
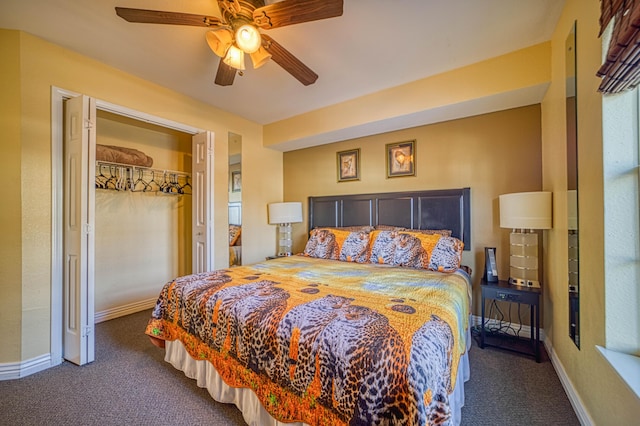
[145,188,472,425]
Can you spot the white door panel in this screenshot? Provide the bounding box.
[63,95,95,365]
[192,132,214,273]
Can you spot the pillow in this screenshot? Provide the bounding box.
[375,224,405,231]
[427,235,464,272]
[229,225,241,246]
[408,228,453,237]
[373,225,452,237]
[304,228,372,262]
[368,230,463,272]
[312,225,375,233]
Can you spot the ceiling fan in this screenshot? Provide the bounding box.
[115,0,344,86]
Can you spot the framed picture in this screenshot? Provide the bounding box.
[386,140,415,178]
[231,171,241,192]
[337,148,360,182]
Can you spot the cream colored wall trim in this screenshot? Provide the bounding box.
[265,42,551,151]
[0,354,52,381]
[544,339,594,426]
[94,298,157,324]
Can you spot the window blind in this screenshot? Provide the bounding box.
[598,0,640,93]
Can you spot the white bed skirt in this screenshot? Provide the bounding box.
[164,327,471,426]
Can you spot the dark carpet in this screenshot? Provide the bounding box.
[0,310,579,425]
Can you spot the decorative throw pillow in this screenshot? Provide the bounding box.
[338,230,372,263]
[428,236,464,273]
[369,230,463,272]
[229,225,241,246]
[304,228,341,259]
[304,228,372,262]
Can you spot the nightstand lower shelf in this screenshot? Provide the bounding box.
[480,279,541,362]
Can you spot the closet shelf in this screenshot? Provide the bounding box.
[95,160,191,195]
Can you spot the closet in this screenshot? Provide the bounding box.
[94,111,192,318]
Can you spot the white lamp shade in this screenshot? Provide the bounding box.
[499,191,552,230]
[235,24,261,54]
[223,45,245,70]
[268,202,303,224]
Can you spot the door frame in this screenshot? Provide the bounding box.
[50,86,208,365]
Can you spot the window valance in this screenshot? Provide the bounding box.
[598,0,640,93]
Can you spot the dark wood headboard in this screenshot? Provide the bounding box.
[308,188,471,250]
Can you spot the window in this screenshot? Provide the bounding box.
[600,84,640,397]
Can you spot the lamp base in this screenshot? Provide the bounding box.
[508,277,541,288]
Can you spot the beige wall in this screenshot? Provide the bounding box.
[284,105,542,314]
[541,0,640,422]
[0,29,282,364]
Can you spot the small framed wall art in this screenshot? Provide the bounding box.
[231,171,242,192]
[337,148,360,182]
[386,140,415,178]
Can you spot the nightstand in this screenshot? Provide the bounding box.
[480,279,541,362]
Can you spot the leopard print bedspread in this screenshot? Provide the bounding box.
[146,256,471,426]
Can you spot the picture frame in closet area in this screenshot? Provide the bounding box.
[231,171,242,192]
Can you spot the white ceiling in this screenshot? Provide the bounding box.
[0,0,564,126]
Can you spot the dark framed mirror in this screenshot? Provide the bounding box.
[566,22,580,348]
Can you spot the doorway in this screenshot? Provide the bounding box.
[51,87,214,366]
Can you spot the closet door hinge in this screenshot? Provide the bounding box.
[83,223,93,235]
[84,118,94,129]
[82,326,92,337]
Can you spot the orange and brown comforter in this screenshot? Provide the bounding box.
[146,255,471,425]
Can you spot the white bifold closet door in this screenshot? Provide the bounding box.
[63,95,96,366]
[63,94,214,365]
[192,131,214,273]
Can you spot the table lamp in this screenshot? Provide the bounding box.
[268,202,303,256]
[499,191,552,288]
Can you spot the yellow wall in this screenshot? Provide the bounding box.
[94,112,193,313]
[541,0,640,422]
[0,29,22,362]
[284,105,543,314]
[0,29,282,363]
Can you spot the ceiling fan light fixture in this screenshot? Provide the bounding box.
[223,45,246,70]
[250,46,272,69]
[235,24,261,53]
[206,29,234,57]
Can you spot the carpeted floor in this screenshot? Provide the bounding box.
[0,310,579,425]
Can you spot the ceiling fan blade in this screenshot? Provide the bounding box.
[261,34,318,86]
[253,0,343,29]
[115,7,223,27]
[214,61,237,86]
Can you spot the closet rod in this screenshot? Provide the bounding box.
[95,160,191,178]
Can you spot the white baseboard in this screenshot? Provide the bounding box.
[472,314,593,424]
[544,339,594,426]
[0,353,52,381]
[1,298,156,381]
[94,298,157,324]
